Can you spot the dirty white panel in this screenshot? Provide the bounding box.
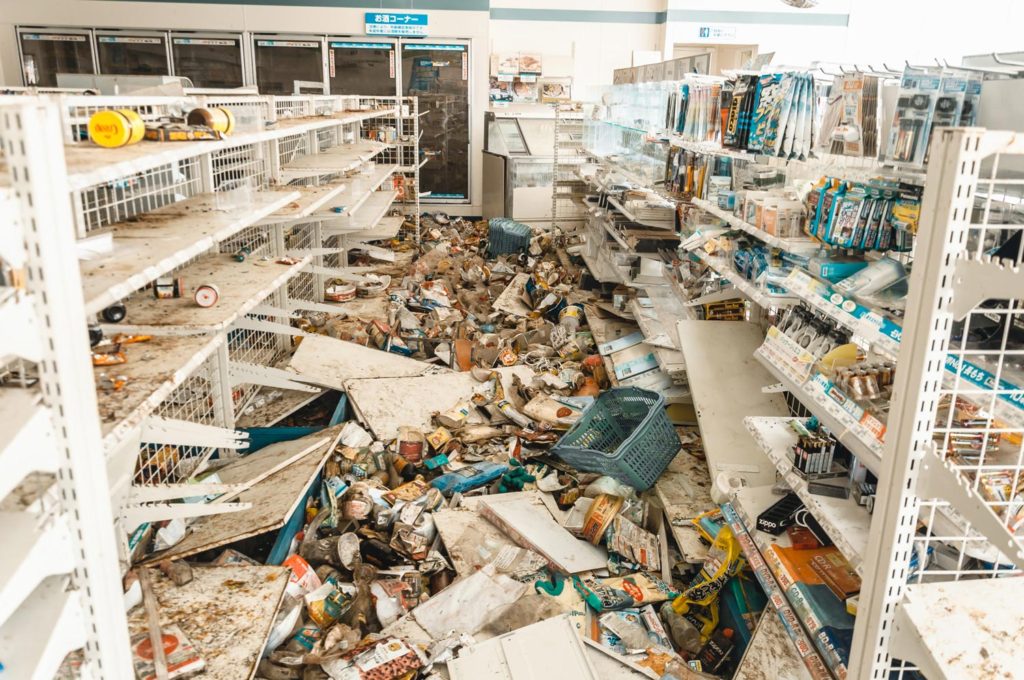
[288,334,439,391]
[449,615,598,680]
[344,366,535,440]
[411,565,529,639]
[477,491,607,574]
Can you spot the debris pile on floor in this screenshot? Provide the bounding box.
[118,216,750,680]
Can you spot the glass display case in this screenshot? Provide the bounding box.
[17,29,95,87]
[254,36,325,95]
[483,109,558,224]
[402,42,470,202]
[171,33,244,89]
[95,31,170,76]
[328,39,396,96]
[583,119,669,186]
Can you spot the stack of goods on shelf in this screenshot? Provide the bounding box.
[818,71,881,158]
[672,77,724,144]
[885,67,982,167]
[723,72,817,159]
[805,175,921,252]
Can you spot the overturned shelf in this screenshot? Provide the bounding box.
[745,416,872,572]
[677,320,788,487]
[99,254,311,336]
[80,189,299,316]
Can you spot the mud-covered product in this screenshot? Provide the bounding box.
[695,627,735,673]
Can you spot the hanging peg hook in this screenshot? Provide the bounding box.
[992,52,1024,68]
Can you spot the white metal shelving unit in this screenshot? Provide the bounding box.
[580,60,1024,679]
[0,89,419,675]
[850,128,1024,680]
[0,98,133,678]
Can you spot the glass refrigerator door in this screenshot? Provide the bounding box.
[18,30,95,87]
[96,32,170,76]
[401,42,470,203]
[254,37,324,95]
[328,40,396,96]
[171,34,243,88]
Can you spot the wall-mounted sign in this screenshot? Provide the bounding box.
[365,12,428,37]
[697,25,737,40]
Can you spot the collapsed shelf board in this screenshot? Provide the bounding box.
[676,320,788,487]
[101,254,311,335]
[325,190,399,235]
[345,366,535,441]
[264,181,348,221]
[654,447,713,564]
[80,189,299,315]
[95,334,223,442]
[734,607,813,680]
[126,565,289,680]
[331,164,398,217]
[287,334,436,391]
[278,141,392,181]
[233,386,324,429]
[141,424,342,563]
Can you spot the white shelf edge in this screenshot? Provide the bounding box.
[0,576,85,680]
[0,512,74,626]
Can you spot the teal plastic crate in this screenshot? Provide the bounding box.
[551,387,680,490]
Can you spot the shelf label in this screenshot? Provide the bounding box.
[365,12,428,36]
[761,326,815,384]
[807,374,887,447]
[786,270,902,349]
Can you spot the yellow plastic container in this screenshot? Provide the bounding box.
[88,109,145,148]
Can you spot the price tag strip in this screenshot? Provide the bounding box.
[722,503,834,680]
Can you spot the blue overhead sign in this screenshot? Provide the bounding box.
[365,12,428,37]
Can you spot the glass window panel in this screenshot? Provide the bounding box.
[97,34,169,76]
[254,39,323,95]
[172,36,243,89]
[328,41,395,96]
[19,32,94,87]
[401,43,470,202]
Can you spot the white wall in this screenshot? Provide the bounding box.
[0,0,490,215]
[488,0,663,102]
